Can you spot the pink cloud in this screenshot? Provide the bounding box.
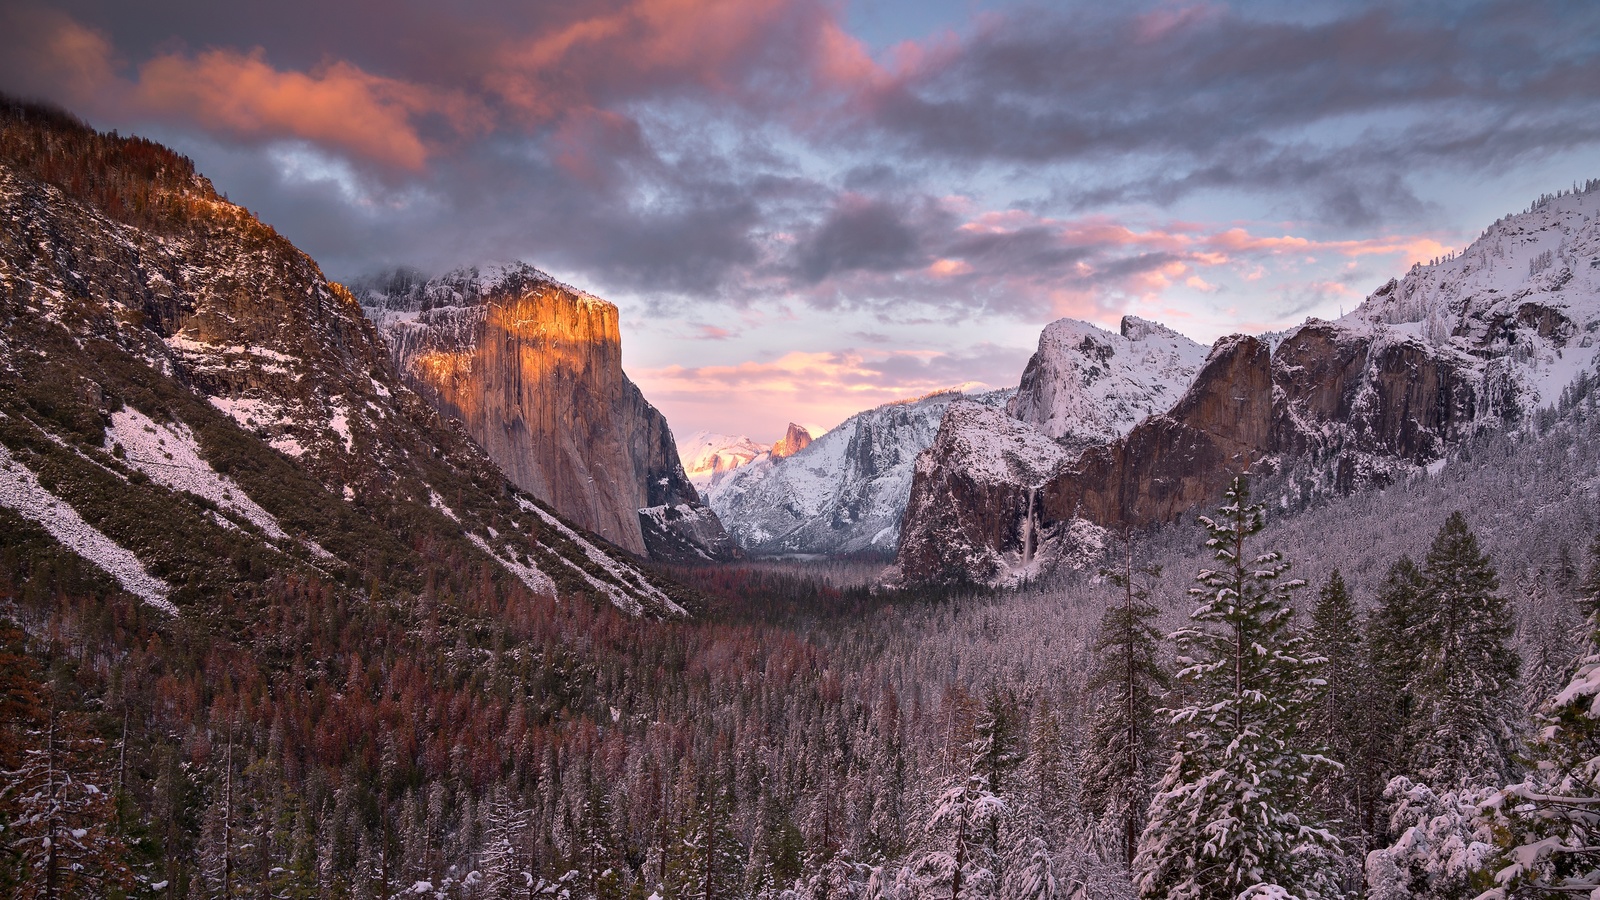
[135,50,489,170]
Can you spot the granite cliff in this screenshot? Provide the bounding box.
[357,266,734,563]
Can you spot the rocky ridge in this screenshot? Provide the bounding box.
[356,265,735,564]
[0,101,693,617]
[896,183,1600,584]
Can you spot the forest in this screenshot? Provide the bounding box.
[6,355,1600,900]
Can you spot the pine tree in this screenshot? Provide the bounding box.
[1306,570,1375,837]
[1133,475,1341,900]
[1477,534,1600,899]
[675,768,744,900]
[1365,556,1427,793]
[0,667,132,900]
[916,772,1005,900]
[1407,512,1520,788]
[1081,532,1167,866]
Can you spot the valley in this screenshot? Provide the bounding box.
[4,91,1600,900]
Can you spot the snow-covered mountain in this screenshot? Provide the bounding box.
[897,181,1600,584]
[1343,184,1600,413]
[1007,315,1209,452]
[681,431,770,494]
[708,389,1008,556]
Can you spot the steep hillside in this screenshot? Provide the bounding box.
[898,183,1600,584]
[356,266,735,563]
[709,390,1007,555]
[0,99,693,617]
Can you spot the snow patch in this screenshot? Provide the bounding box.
[0,444,174,612]
[517,497,686,617]
[107,408,289,540]
[466,534,557,597]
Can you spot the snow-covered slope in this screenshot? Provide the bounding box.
[898,181,1600,585]
[1007,316,1209,451]
[681,431,770,495]
[709,389,1009,555]
[1343,182,1600,414]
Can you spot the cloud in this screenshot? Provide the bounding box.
[633,342,1028,435]
[135,50,488,170]
[0,9,488,170]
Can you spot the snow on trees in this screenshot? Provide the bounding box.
[1132,475,1342,900]
[1081,531,1167,866]
[1476,537,1600,898]
[1407,512,1521,789]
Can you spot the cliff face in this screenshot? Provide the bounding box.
[900,182,1600,585]
[359,265,734,562]
[770,423,812,459]
[0,102,692,616]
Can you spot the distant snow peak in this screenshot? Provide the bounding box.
[707,390,1010,556]
[680,431,770,493]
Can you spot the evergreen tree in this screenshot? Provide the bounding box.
[1365,556,1428,793]
[1477,534,1600,898]
[915,772,1005,900]
[1133,475,1341,900]
[0,667,132,900]
[1408,512,1520,787]
[1081,532,1167,866]
[674,769,744,900]
[1022,703,1073,846]
[1306,570,1375,838]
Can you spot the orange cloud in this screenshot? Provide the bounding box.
[928,258,972,277]
[487,0,805,120]
[135,50,487,170]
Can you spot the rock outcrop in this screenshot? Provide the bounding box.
[897,183,1600,584]
[897,327,1483,582]
[770,423,812,459]
[357,265,735,563]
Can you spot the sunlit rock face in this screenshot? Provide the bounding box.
[357,264,734,561]
[769,423,812,459]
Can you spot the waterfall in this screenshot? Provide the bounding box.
[1022,486,1037,566]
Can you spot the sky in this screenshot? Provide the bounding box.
[2,1,1598,441]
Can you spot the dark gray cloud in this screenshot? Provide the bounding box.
[2,0,1597,325]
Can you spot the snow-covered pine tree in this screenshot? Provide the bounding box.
[1364,556,1427,799]
[1132,475,1341,900]
[675,767,744,900]
[1476,534,1600,899]
[1306,570,1376,842]
[915,772,1005,900]
[0,669,132,900]
[1023,703,1074,847]
[1081,533,1167,866]
[1407,512,1520,788]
